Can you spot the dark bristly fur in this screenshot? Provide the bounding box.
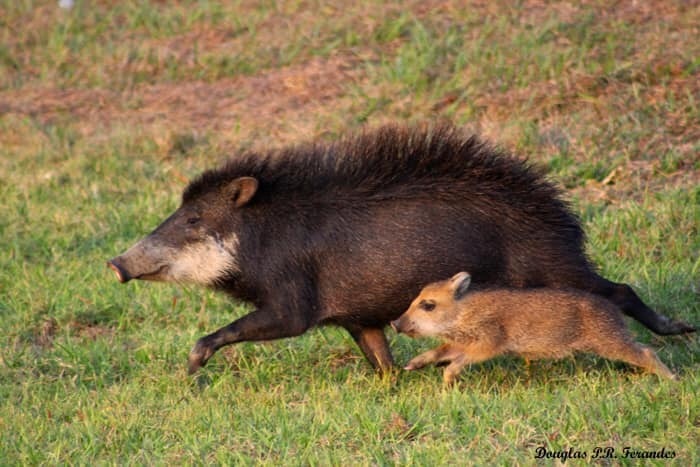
[110,123,695,375]
[185,125,581,244]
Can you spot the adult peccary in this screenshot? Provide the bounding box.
[392,272,677,384]
[107,124,694,374]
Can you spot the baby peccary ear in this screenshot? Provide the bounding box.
[450,272,472,300]
[225,176,259,208]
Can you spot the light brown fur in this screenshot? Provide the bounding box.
[392,272,677,384]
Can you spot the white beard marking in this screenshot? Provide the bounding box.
[168,234,238,285]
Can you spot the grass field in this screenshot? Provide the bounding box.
[1,0,699,464]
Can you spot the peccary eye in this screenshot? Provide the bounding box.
[420,300,436,312]
[186,217,201,225]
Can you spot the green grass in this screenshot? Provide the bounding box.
[1,0,699,464]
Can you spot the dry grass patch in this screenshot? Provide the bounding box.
[1,54,366,146]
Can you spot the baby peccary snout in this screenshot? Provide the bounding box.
[396,272,678,385]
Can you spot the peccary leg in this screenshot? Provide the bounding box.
[592,278,695,335]
[411,344,493,385]
[407,342,502,384]
[188,308,310,374]
[404,343,471,385]
[448,341,505,383]
[346,327,394,373]
[595,341,677,380]
[443,354,469,385]
[404,343,461,370]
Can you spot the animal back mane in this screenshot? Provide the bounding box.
[183,123,582,245]
[187,124,545,201]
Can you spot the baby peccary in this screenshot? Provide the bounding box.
[391,272,677,384]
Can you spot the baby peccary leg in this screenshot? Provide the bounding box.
[594,341,677,380]
[405,343,496,385]
[404,343,462,370]
[442,354,469,385]
[441,340,503,385]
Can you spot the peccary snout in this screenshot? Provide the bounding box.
[390,320,400,332]
[391,317,413,335]
[107,258,132,283]
[106,236,172,284]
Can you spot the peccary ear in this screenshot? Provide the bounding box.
[225,177,259,207]
[450,272,472,300]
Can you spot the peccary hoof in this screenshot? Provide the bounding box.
[661,319,696,335]
[188,339,214,374]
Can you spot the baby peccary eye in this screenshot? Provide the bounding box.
[420,300,436,312]
[187,217,201,225]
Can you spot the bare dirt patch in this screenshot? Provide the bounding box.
[69,321,115,340]
[0,54,366,145]
[33,317,58,348]
[2,1,697,202]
